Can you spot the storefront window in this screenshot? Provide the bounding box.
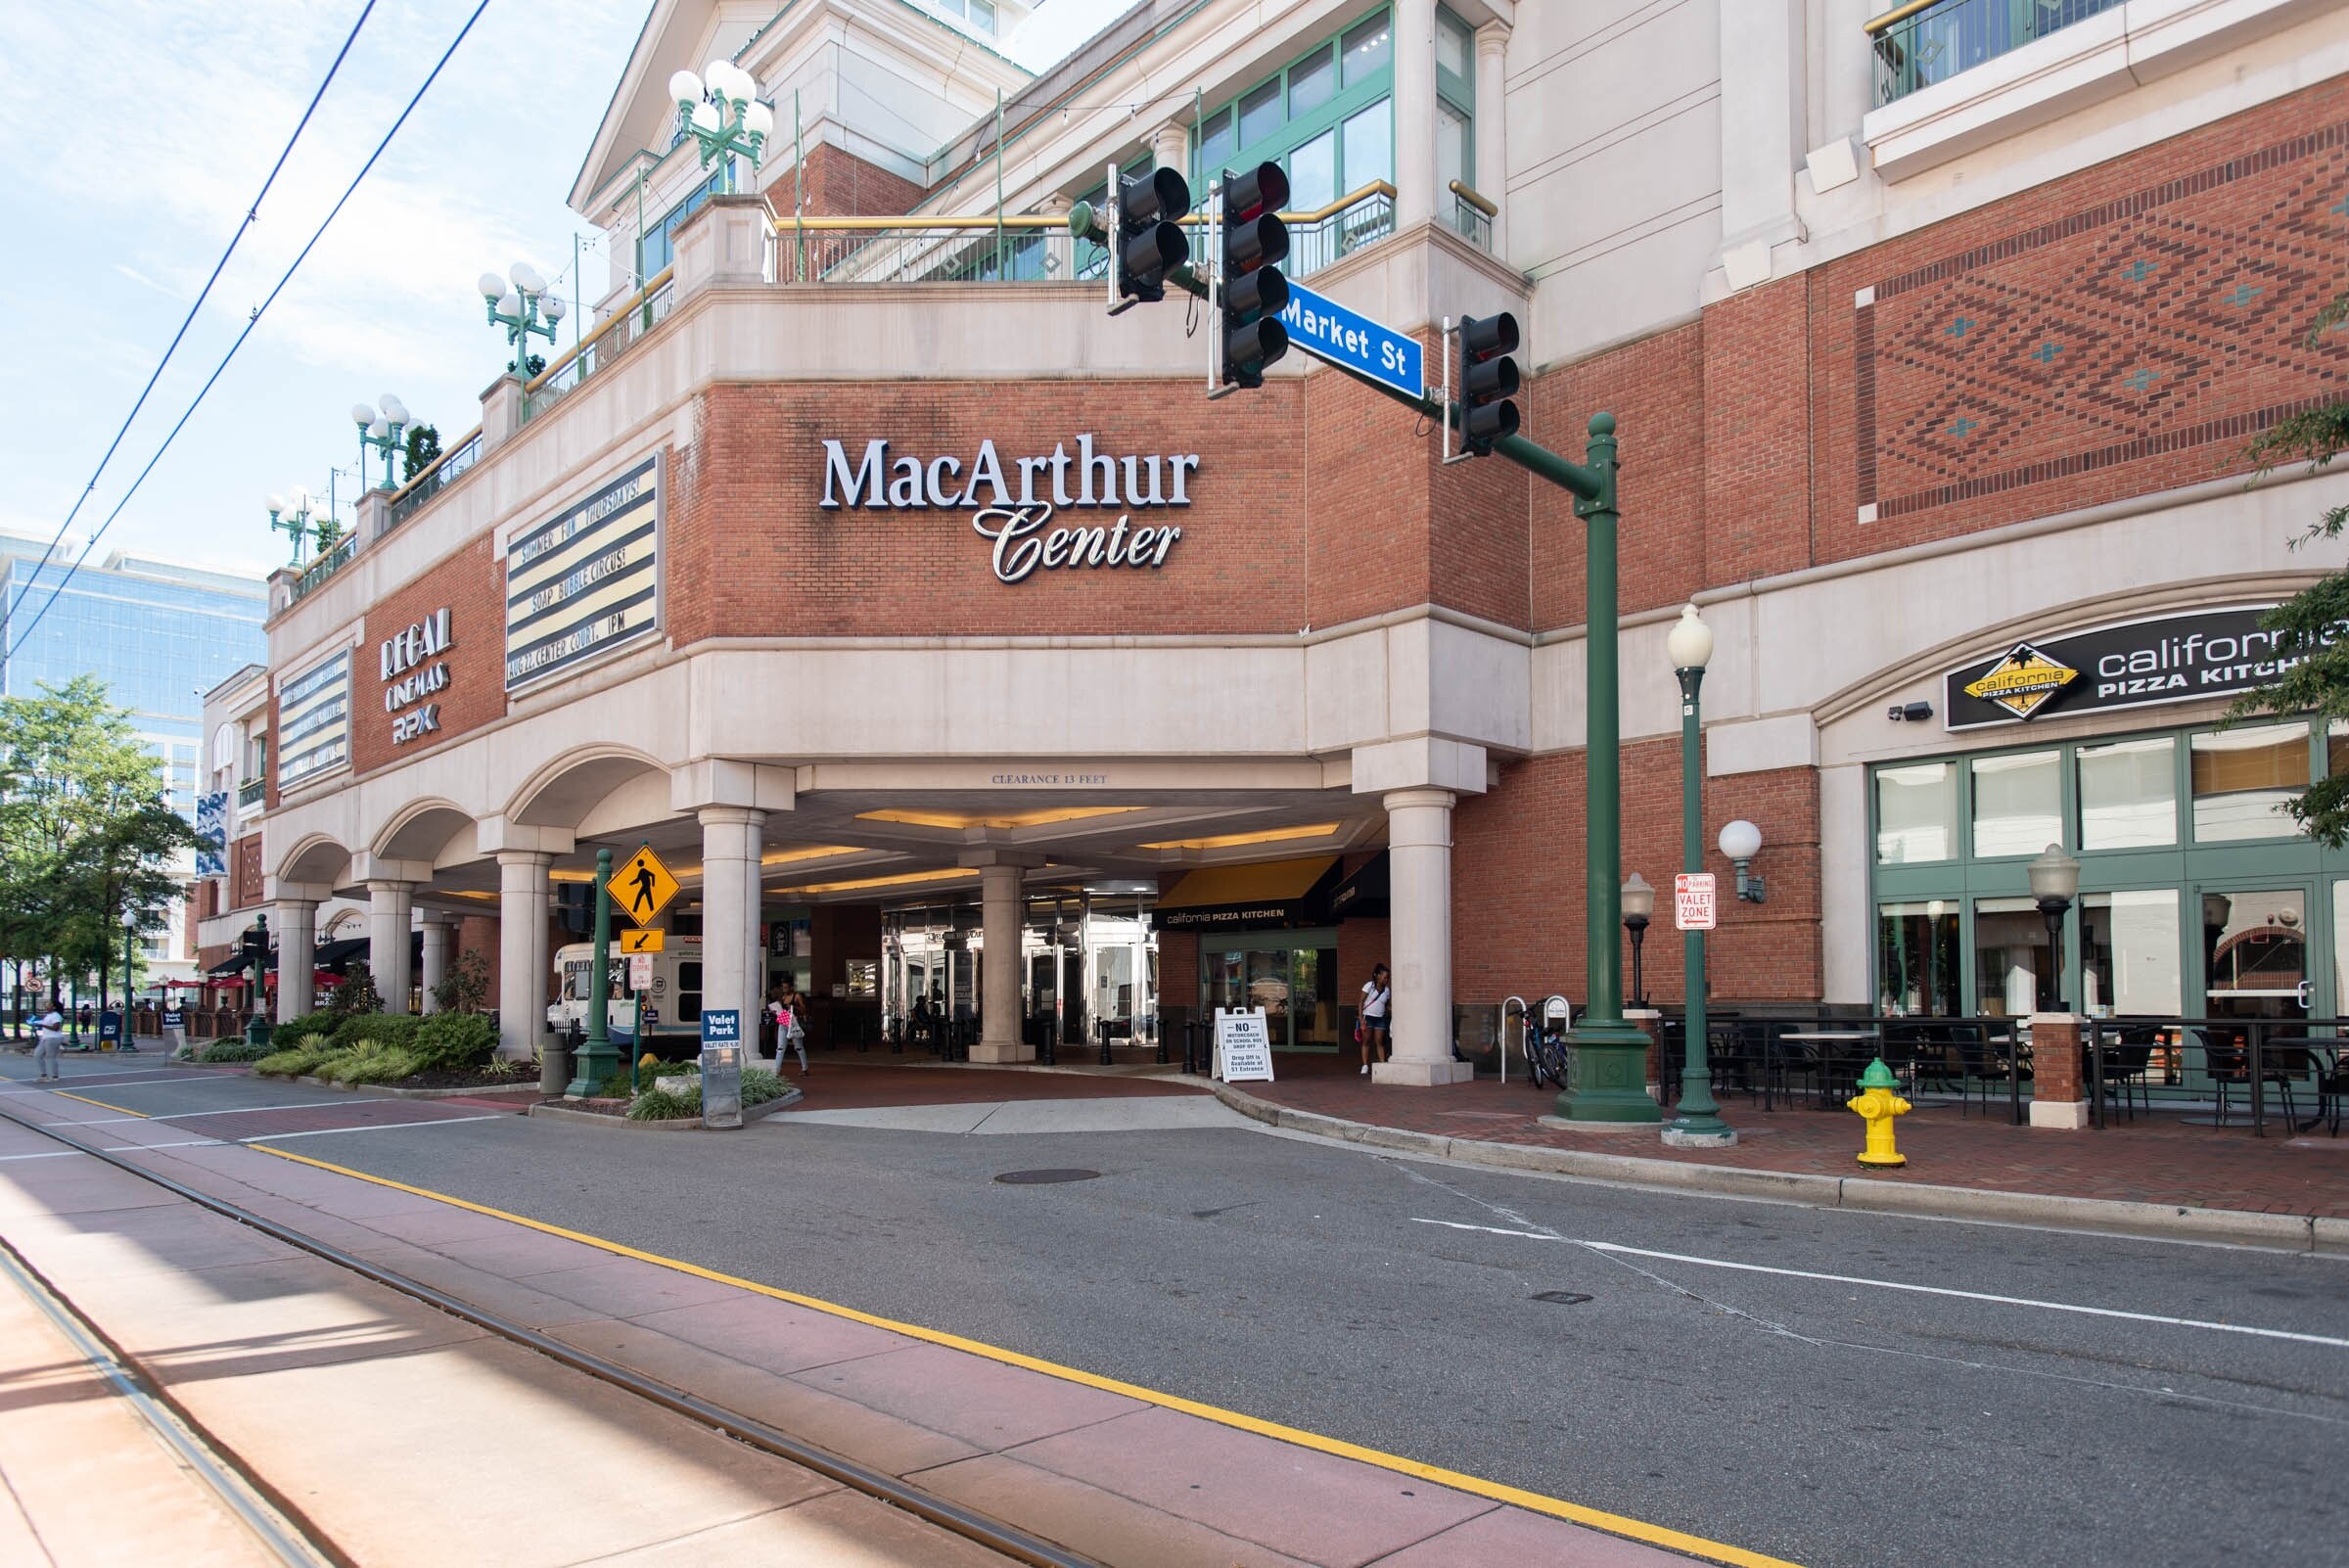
[1876,901,1959,1015]
[1970,749,2059,857]
[1973,897,2051,1017]
[1290,46,1335,115]
[1342,101,1393,188]
[2081,890,2181,1018]
[2077,735,2176,850]
[2331,718,2349,780]
[1875,761,1958,863]
[2189,721,2308,843]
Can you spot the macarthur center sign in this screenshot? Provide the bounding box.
[819,437,1200,585]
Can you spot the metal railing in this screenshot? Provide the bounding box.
[525,266,676,418]
[1867,0,2125,106]
[2086,1016,2344,1137]
[387,427,484,527]
[235,777,264,808]
[1448,179,1495,254]
[285,532,357,604]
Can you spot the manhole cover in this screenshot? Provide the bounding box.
[1531,1290,1592,1306]
[994,1168,1102,1185]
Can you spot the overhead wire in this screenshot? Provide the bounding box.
[7,0,497,665]
[1,0,379,651]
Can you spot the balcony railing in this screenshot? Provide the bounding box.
[1868,0,2125,106]
[524,266,675,420]
[1447,179,1495,254]
[387,426,484,527]
[236,777,265,808]
[285,532,357,604]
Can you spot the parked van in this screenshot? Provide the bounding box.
[547,939,704,1056]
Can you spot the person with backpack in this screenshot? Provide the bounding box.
[770,987,808,1075]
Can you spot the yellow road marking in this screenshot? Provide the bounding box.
[252,1143,1799,1568]
[51,1091,148,1118]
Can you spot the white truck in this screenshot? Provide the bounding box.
[546,938,705,1055]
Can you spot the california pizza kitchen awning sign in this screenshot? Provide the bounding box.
[1943,604,2338,729]
[820,437,1198,584]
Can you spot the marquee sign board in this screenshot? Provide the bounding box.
[506,455,659,690]
[1944,605,2339,729]
[277,649,350,791]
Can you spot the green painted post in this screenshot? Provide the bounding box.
[568,849,616,1097]
[1667,656,1731,1143]
[1558,413,1660,1123]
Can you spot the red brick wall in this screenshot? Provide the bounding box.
[353,534,506,774]
[790,144,928,218]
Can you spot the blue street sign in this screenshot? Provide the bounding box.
[701,1008,740,1045]
[1278,281,1424,400]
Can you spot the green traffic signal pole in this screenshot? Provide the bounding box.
[568,848,616,1097]
[1150,255,1653,1119]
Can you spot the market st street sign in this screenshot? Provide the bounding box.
[1278,280,1424,401]
[1943,604,2343,729]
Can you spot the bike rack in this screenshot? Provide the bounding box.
[1501,996,1527,1085]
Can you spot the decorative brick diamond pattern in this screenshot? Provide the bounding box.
[1856,118,2349,524]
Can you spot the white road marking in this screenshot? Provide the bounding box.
[236,1114,510,1143]
[75,1100,400,1125]
[0,1150,80,1162]
[1410,1217,2349,1350]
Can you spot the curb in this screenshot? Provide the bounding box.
[273,1075,540,1101]
[1207,1082,2338,1253]
[526,1087,804,1132]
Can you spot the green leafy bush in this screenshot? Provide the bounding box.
[327,1013,429,1053]
[317,1043,422,1085]
[625,1086,701,1121]
[272,1011,339,1051]
[197,1038,273,1063]
[253,1043,335,1077]
[740,1068,792,1107]
[412,1012,496,1071]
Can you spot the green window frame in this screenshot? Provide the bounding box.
[1189,8,1409,205]
[636,168,728,283]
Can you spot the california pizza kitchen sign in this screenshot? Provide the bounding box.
[381,607,451,744]
[820,437,1199,584]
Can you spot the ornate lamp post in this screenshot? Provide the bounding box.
[1664,603,1733,1146]
[119,908,142,1054]
[351,395,410,490]
[668,60,772,192]
[479,263,567,377]
[2028,844,2081,1011]
[243,912,272,1047]
[267,487,318,563]
[1620,873,1653,1008]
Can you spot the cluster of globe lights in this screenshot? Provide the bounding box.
[476,261,568,332]
[668,58,774,144]
[349,392,410,444]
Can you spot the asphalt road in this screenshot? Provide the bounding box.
[9,1059,2345,1568]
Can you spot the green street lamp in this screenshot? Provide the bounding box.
[351,395,410,490]
[566,848,618,1097]
[1663,603,1734,1146]
[669,60,772,193]
[266,486,318,563]
[479,263,567,378]
[119,907,143,1055]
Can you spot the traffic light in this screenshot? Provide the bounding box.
[1214,161,1291,392]
[1451,312,1521,456]
[1113,164,1190,307]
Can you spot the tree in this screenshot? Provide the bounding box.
[331,962,384,1017]
[432,947,490,1014]
[2232,291,2349,845]
[403,423,442,483]
[0,675,207,1016]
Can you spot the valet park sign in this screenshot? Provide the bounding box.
[820,436,1200,584]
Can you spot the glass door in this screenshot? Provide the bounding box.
[2195,884,2312,1024]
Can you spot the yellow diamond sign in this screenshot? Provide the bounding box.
[1962,642,2078,721]
[607,846,679,927]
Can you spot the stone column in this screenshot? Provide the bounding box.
[1392,0,1440,232]
[272,899,317,1022]
[1472,23,1510,254]
[367,881,415,1014]
[497,852,553,1066]
[1716,0,1804,290]
[700,807,766,1059]
[2026,1013,2088,1130]
[1150,120,1189,175]
[972,863,1030,1064]
[418,916,450,1014]
[1374,789,1472,1085]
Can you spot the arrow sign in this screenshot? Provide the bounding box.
[620,928,665,953]
[1278,281,1423,401]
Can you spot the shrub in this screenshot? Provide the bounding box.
[625,1086,700,1121]
[318,1043,422,1085]
[197,1038,274,1063]
[740,1068,792,1108]
[273,1011,339,1050]
[330,964,383,1016]
[327,1013,429,1053]
[412,1012,496,1071]
[253,1043,334,1077]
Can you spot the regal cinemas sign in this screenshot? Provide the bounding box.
[819,437,1199,584]
[381,607,451,744]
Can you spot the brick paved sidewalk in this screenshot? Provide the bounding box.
[1238,1055,2349,1220]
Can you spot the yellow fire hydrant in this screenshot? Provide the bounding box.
[1847,1057,1911,1167]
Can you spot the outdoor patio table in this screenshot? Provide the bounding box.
[1777,1031,1878,1108]
[2259,1038,2344,1135]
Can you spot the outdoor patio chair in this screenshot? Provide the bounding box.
[2187,1028,2301,1130]
[2096,1026,2159,1123]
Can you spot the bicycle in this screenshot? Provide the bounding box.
[1524,1013,1574,1091]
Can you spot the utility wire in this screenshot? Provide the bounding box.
[7,0,495,666]
[1,0,378,650]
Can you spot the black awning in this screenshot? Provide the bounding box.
[206,951,259,978]
[1153,856,1341,932]
[312,937,369,968]
[1328,852,1389,921]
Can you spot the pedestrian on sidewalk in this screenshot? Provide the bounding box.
[771,989,808,1075]
[33,1003,66,1081]
[1359,964,1391,1076]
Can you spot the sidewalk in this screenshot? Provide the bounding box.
[0,1081,1755,1568]
[1209,1054,2349,1241]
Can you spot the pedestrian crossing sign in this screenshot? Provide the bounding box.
[608,846,678,927]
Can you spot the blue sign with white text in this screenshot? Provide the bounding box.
[1278,282,1423,400]
[701,1008,741,1045]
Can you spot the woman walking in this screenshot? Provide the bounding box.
[1359,964,1391,1076]
[772,985,809,1075]
[33,1002,67,1082]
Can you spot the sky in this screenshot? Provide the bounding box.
[0,0,1119,588]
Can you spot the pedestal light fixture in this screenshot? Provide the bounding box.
[480,263,567,377]
[2028,843,2082,1012]
[1666,603,1733,1144]
[351,395,410,490]
[266,487,317,563]
[119,907,140,1051]
[668,60,772,192]
[1620,873,1653,1008]
[1718,818,1766,903]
